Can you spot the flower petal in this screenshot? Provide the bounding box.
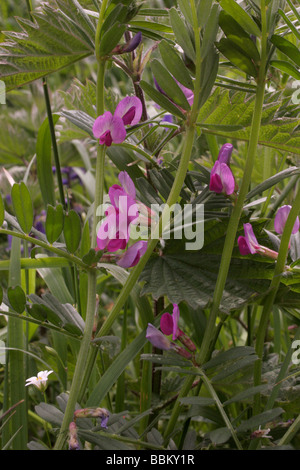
[274,205,300,235]
[114,96,143,126]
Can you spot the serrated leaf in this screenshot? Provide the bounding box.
[45,204,64,244]
[7,286,26,314]
[11,182,33,234]
[63,210,82,254]
[198,88,300,155]
[0,0,95,91]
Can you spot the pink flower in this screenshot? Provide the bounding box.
[209,144,235,196]
[160,304,180,340]
[238,223,260,255]
[238,223,278,260]
[274,205,300,235]
[96,171,141,253]
[93,111,126,147]
[114,96,143,126]
[117,240,148,268]
[93,96,142,147]
[146,324,174,351]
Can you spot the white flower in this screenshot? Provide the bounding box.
[25,370,53,392]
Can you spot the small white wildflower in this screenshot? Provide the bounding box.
[25,370,53,393]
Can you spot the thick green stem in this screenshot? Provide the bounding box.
[198,1,268,365]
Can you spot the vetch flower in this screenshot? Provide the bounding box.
[238,223,278,260]
[274,205,300,235]
[117,240,148,268]
[96,172,140,253]
[160,304,197,352]
[68,422,80,450]
[112,31,142,55]
[114,96,143,126]
[146,324,174,351]
[250,425,272,440]
[74,407,110,429]
[209,143,235,196]
[160,303,180,340]
[93,111,126,147]
[25,370,53,393]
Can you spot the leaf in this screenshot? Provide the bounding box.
[45,204,64,244]
[0,0,95,91]
[63,210,82,254]
[11,182,34,234]
[236,408,284,433]
[99,22,127,57]
[271,34,300,67]
[169,8,195,62]
[219,0,261,37]
[197,88,300,155]
[216,38,258,77]
[140,80,186,119]
[150,59,191,110]
[270,59,300,80]
[158,41,194,90]
[207,427,232,446]
[7,286,26,314]
[36,115,60,208]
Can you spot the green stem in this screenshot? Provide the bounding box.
[53,2,108,448]
[253,180,300,415]
[198,0,268,365]
[95,124,196,340]
[0,228,91,271]
[42,78,66,209]
[198,369,243,450]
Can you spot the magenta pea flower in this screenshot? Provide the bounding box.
[146,324,174,351]
[96,171,142,252]
[160,304,180,340]
[117,240,148,268]
[160,304,197,352]
[93,96,142,147]
[114,96,143,126]
[93,111,126,147]
[274,205,300,235]
[96,206,130,252]
[238,223,278,260]
[209,144,235,196]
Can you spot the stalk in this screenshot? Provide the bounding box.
[53,0,109,449]
[252,180,300,415]
[198,0,268,365]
